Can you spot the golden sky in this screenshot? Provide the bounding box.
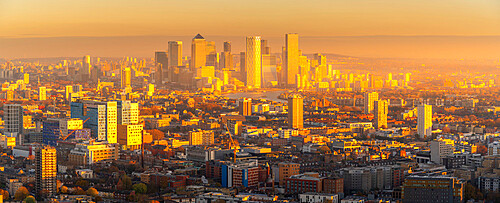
[1,0,499,38]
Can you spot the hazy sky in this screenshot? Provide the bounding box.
[1,0,500,38]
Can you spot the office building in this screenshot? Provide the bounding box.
[403,175,464,203]
[285,173,323,194]
[68,141,118,165]
[220,41,232,69]
[168,41,183,67]
[288,94,304,129]
[38,86,46,101]
[418,104,433,138]
[65,85,73,101]
[154,51,168,85]
[4,104,23,135]
[117,101,139,125]
[363,92,379,114]
[239,98,252,116]
[35,146,57,198]
[430,140,454,164]
[488,141,500,155]
[191,34,207,72]
[284,33,299,87]
[245,36,262,88]
[117,124,143,150]
[374,100,388,129]
[70,100,118,143]
[188,130,214,146]
[278,162,300,187]
[81,55,91,80]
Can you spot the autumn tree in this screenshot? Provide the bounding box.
[23,195,36,203]
[0,189,9,200]
[86,187,98,197]
[14,187,29,201]
[133,183,147,194]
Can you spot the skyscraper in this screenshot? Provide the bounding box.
[374,100,388,129]
[121,67,131,89]
[288,94,303,129]
[154,51,168,85]
[364,92,379,114]
[239,98,252,116]
[284,33,299,87]
[36,146,57,199]
[245,36,262,89]
[191,34,207,72]
[220,41,232,69]
[417,104,433,138]
[65,85,73,101]
[168,41,183,67]
[39,86,46,101]
[81,55,91,81]
[117,101,139,125]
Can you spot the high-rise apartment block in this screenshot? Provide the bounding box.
[35,146,57,198]
[374,100,388,129]
[38,86,46,101]
[364,92,379,114]
[418,104,433,138]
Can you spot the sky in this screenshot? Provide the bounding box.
[1,0,499,37]
[0,0,499,59]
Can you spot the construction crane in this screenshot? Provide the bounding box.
[224,122,240,163]
[59,118,90,141]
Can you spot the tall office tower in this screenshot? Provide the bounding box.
[121,67,131,88]
[418,104,433,138]
[261,39,270,55]
[191,34,207,72]
[364,92,379,114]
[168,41,183,67]
[262,54,277,87]
[206,41,218,69]
[284,33,299,87]
[239,98,252,116]
[313,53,326,66]
[65,85,73,101]
[24,73,29,84]
[38,86,46,101]
[81,55,91,80]
[223,41,231,52]
[154,51,168,85]
[35,146,57,198]
[288,94,304,129]
[220,41,232,69]
[240,52,246,82]
[245,36,262,89]
[374,100,388,129]
[71,100,118,143]
[117,101,139,125]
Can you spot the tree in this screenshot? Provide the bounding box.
[118,175,132,190]
[464,183,483,201]
[133,183,147,194]
[86,187,98,197]
[60,186,68,194]
[0,189,9,200]
[75,179,89,187]
[23,195,36,203]
[477,145,488,155]
[74,187,85,195]
[14,187,29,201]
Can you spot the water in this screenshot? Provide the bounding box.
[224,90,287,103]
